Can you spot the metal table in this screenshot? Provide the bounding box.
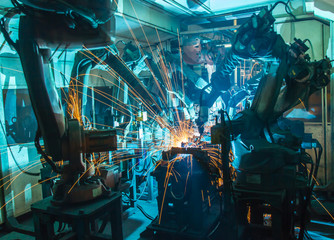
[31,192,123,240]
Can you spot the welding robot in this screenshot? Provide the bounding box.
[137,5,332,240]
[0,0,164,205]
[200,7,332,240]
[0,1,332,239]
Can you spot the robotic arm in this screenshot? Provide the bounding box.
[234,10,331,129]
[209,8,331,239]
[1,0,124,203]
[2,0,171,203]
[197,8,332,135]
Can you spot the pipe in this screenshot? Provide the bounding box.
[330,20,334,184]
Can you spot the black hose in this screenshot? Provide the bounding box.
[269,0,297,20]
[34,128,62,174]
[137,204,155,221]
[122,193,155,221]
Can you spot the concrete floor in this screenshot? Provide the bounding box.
[307,220,334,239]
[0,199,158,240]
[123,199,158,240]
[0,199,333,240]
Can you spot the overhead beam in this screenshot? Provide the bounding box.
[180,25,240,35]
[116,0,181,36]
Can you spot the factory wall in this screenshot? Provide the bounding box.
[0,53,43,221]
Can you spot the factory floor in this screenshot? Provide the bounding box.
[0,198,158,240]
[0,199,333,240]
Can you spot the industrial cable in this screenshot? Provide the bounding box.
[169,184,185,200]
[11,1,40,20]
[34,128,62,174]
[122,192,155,221]
[269,0,297,20]
[207,221,221,238]
[304,39,315,60]
[10,0,24,14]
[0,119,40,176]
[123,166,151,203]
[137,204,155,221]
[269,1,287,12]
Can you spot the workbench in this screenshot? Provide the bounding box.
[31,192,123,240]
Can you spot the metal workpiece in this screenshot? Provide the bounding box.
[162,147,209,161]
[83,128,118,153]
[61,119,118,171]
